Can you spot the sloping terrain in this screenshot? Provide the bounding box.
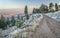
[29,15,60,38]
[46,11,60,21]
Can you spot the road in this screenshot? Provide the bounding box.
[28,15,60,38]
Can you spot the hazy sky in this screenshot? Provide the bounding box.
[0,0,60,13]
[0,0,60,9]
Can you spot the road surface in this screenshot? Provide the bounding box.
[28,15,60,38]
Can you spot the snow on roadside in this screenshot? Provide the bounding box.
[45,11,60,21]
[7,14,43,38]
[21,14,43,28]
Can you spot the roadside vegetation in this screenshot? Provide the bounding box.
[0,2,59,30]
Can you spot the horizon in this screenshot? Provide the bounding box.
[0,0,60,15]
[0,0,60,9]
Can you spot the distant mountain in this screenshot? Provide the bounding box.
[0,8,24,17]
[0,8,24,14]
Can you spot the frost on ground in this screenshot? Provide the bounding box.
[45,11,60,21]
[20,14,43,29]
[0,14,43,38]
[8,14,43,38]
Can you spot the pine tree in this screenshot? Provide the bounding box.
[6,17,10,25]
[0,15,7,29]
[11,16,15,26]
[24,5,29,20]
[33,8,36,13]
[49,2,54,9]
[17,15,20,19]
[1,15,5,21]
[55,3,58,11]
[49,2,54,12]
[40,4,48,13]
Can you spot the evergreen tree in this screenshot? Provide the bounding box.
[11,16,15,26]
[49,2,54,9]
[33,8,36,13]
[40,4,48,13]
[55,3,58,11]
[1,15,5,21]
[0,15,7,29]
[24,5,29,20]
[17,15,20,19]
[6,17,10,25]
[33,8,40,13]
[49,2,54,12]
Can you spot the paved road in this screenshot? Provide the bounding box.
[28,15,60,38]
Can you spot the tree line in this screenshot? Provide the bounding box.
[0,6,29,29]
[0,3,59,29]
[24,3,59,20]
[33,3,59,13]
[0,15,24,29]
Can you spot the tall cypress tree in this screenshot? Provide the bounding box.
[24,5,29,20]
[55,3,58,11]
